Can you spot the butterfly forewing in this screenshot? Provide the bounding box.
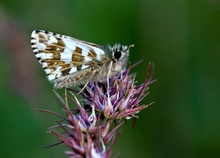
[31,30,106,81]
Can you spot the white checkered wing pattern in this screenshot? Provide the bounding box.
[31,30,105,82]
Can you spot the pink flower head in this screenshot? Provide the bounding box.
[39,62,155,158]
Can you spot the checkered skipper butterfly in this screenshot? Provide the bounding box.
[31,30,133,88]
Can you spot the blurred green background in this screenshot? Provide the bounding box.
[0,0,220,158]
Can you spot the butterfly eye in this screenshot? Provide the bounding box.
[114,50,122,60]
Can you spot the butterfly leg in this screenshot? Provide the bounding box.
[64,88,69,107]
[105,61,113,101]
[77,70,97,94]
[106,61,113,89]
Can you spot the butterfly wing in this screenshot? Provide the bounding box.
[31,30,106,81]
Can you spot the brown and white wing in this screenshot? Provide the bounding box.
[31,30,106,81]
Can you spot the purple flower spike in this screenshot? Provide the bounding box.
[81,62,155,120]
[40,62,155,158]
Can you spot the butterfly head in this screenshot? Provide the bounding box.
[107,43,134,63]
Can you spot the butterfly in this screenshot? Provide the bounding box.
[31,30,133,89]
